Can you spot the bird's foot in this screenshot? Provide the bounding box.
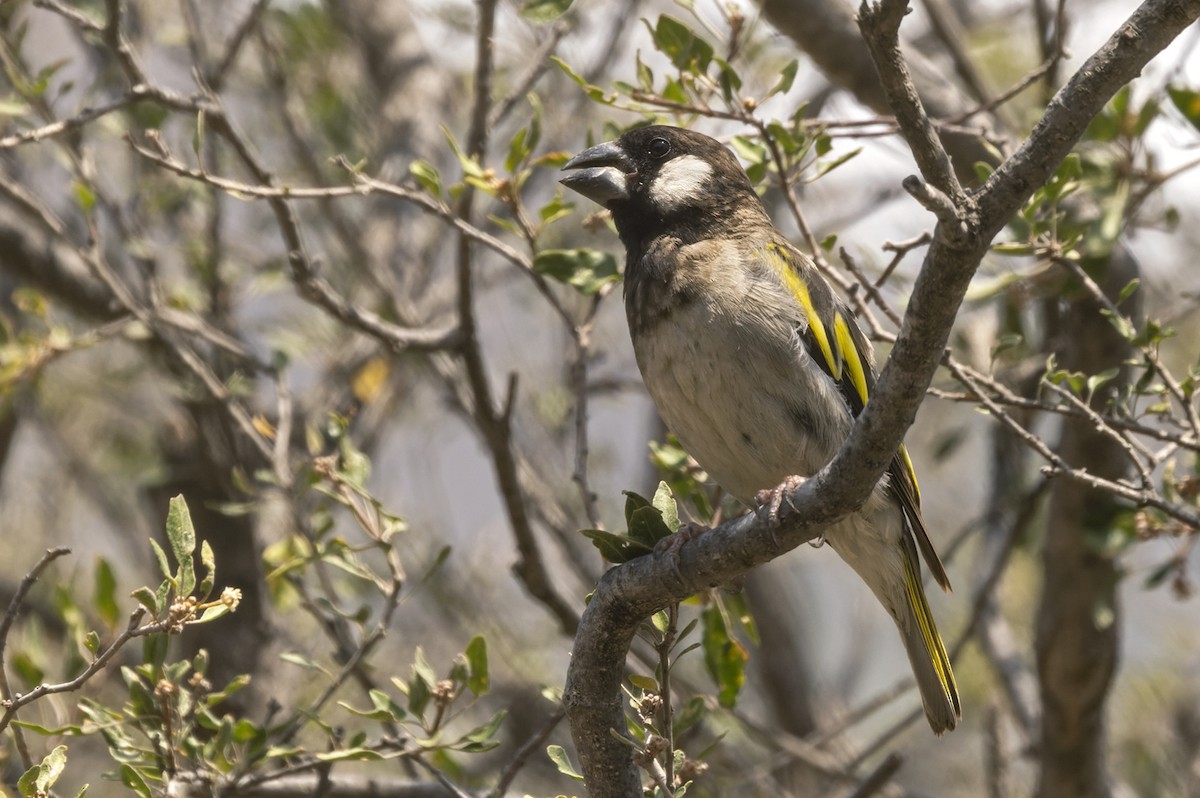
[654,522,709,587]
[755,475,824,548]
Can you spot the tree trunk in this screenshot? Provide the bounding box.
[1035,249,1140,798]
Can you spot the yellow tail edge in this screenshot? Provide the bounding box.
[902,552,962,722]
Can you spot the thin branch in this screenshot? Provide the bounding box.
[209,0,272,89]
[0,548,71,767]
[843,753,904,798]
[857,0,967,206]
[0,95,140,149]
[223,775,464,798]
[490,706,567,797]
[0,608,173,734]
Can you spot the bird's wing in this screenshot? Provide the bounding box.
[762,241,952,592]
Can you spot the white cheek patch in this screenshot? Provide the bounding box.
[648,154,713,212]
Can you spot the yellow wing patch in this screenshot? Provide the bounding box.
[764,245,839,379]
[898,443,922,504]
[833,314,869,408]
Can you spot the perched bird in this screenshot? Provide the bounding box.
[560,125,960,734]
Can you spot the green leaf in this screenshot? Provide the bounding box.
[721,591,759,646]
[370,688,407,721]
[39,746,68,791]
[1101,308,1136,341]
[1086,368,1120,399]
[18,765,37,797]
[538,195,574,226]
[637,55,654,91]
[465,635,489,696]
[120,766,152,798]
[143,633,169,670]
[532,249,619,295]
[11,720,85,736]
[130,586,159,616]
[18,744,68,798]
[148,538,171,582]
[460,709,507,749]
[714,57,741,102]
[767,59,799,98]
[550,56,615,104]
[991,242,1035,256]
[1132,97,1159,136]
[629,673,658,691]
[651,481,680,533]
[815,146,861,178]
[701,605,747,708]
[626,505,674,549]
[93,558,120,628]
[166,495,197,596]
[279,651,322,670]
[338,701,400,722]
[648,15,714,73]
[662,76,687,104]
[407,650,435,718]
[520,0,572,23]
[72,181,95,213]
[1117,278,1141,305]
[197,539,215,600]
[623,489,652,518]
[505,128,530,174]
[409,160,442,197]
[1168,85,1200,132]
[580,528,653,564]
[547,744,584,780]
[442,127,485,179]
[991,332,1024,360]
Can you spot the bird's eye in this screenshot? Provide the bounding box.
[647,137,671,159]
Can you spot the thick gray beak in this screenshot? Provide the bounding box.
[560,140,634,205]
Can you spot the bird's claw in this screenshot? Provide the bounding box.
[654,522,709,587]
[754,475,807,548]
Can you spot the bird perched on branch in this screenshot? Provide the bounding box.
[560,125,960,734]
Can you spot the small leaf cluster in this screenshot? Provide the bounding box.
[581,482,681,564]
[339,637,504,756]
[73,651,250,798]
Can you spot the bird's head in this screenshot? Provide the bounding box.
[560,126,763,242]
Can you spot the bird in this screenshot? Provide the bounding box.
[559,125,960,734]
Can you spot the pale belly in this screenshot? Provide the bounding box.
[632,292,910,611]
[632,298,852,505]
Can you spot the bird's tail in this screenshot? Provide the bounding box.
[830,515,961,735]
[895,544,960,735]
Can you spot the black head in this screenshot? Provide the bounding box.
[560,126,763,243]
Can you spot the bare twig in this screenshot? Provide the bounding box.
[0,548,71,767]
[843,753,904,798]
[490,706,567,797]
